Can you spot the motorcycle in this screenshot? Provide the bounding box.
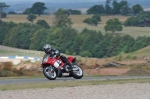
[41,54,83,80]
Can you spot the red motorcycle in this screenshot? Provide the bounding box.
[41,55,83,80]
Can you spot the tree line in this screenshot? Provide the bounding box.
[87,0,143,16]
[124,11,150,27]
[1,20,150,58]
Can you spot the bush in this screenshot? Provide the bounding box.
[132,56,137,60]
[117,55,122,61]
[72,52,77,56]
[124,11,150,27]
[0,62,13,77]
[0,69,10,77]
[8,11,17,14]
[124,17,137,26]
[36,20,50,29]
[80,51,92,57]
[65,50,71,55]
[1,12,7,18]
[92,14,101,22]
[104,18,122,33]
[83,14,100,26]
[68,9,81,15]
[125,55,137,60]
[125,54,131,59]
[3,62,12,71]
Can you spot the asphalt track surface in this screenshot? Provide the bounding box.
[0,76,150,85]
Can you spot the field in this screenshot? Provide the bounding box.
[1,14,150,38]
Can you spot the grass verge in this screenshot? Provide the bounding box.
[0,76,45,80]
[0,78,150,91]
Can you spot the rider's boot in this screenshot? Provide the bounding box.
[66,62,73,71]
[60,55,73,71]
[62,63,72,72]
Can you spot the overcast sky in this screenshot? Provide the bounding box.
[0,0,105,3]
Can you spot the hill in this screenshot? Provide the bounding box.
[1,44,150,76]
[1,44,150,66]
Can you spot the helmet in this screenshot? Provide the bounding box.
[55,50,60,57]
[43,44,51,54]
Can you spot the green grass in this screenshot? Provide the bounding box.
[0,76,45,80]
[0,78,150,91]
[0,49,39,57]
[113,46,150,61]
[0,45,44,57]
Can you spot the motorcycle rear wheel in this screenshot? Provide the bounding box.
[71,65,83,79]
[43,66,56,80]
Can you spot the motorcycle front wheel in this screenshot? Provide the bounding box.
[71,64,83,79]
[43,66,56,80]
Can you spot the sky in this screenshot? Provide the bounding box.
[0,0,105,3]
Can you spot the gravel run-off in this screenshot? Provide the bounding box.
[0,83,150,99]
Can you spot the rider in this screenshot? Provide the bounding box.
[43,44,73,76]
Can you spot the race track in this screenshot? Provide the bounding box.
[0,76,150,85]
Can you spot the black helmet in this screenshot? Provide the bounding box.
[43,44,51,54]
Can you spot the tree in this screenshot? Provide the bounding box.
[112,0,130,15]
[8,11,16,14]
[83,14,101,26]
[124,16,137,26]
[90,18,99,26]
[36,20,50,28]
[112,0,121,14]
[54,8,72,27]
[132,4,143,15]
[30,28,48,50]
[1,12,6,18]
[104,18,123,33]
[68,9,81,15]
[80,51,92,57]
[0,2,9,18]
[23,8,32,14]
[124,11,150,27]
[71,35,82,54]
[27,14,37,23]
[0,20,16,44]
[31,2,47,16]
[79,29,103,57]
[119,0,131,15]
[136,11,150,27]
[120,5,131,15]
[92,14,101,22]
[3,23,39,49]
[107,35,122,56]
[87,5,105,14]
[83,18,99,26]
[83,18,93,25]
[105,0,112,15]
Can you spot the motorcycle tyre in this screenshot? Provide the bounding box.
[43,66,57,80]
[71,65,83,79]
